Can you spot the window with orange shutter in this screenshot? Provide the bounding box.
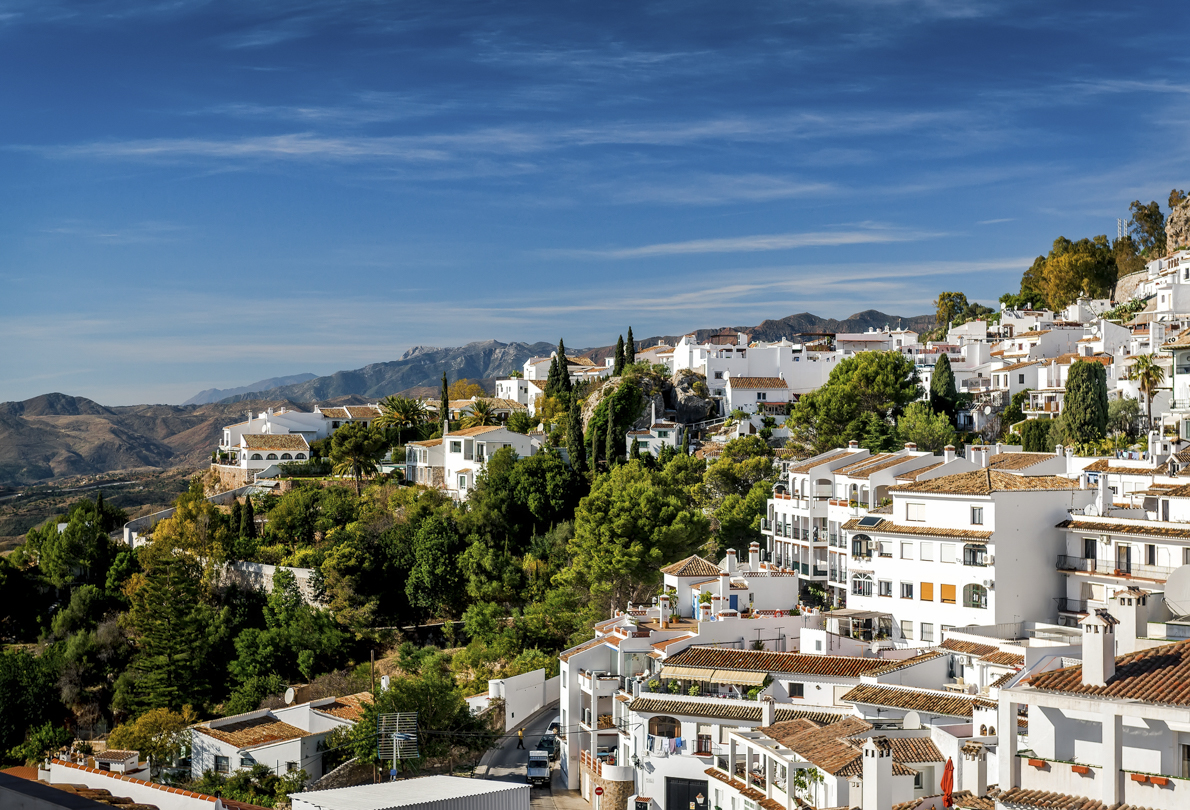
[941,584,956,604]
[920,582,934,601]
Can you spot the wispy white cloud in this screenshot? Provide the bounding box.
[978,217,1014,225]
[546,225,943,259]
[608,174,836,205]
[41,220,186,244]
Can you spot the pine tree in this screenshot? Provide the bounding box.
[1064,360,1109,447]
[240,496,256,539]
[440,372,449,429]
[566,399,587,474]
[230,498,242,536]
[128,554,209,711]
[614,336,625,375]
[626,327,636,365]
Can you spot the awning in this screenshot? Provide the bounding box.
[710,669,767,686]
[660,665,714,680]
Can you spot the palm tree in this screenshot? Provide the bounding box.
[460,398,498,428]
[330,423,383,496]
[1130,354,1166,430]
[376,395,428,444]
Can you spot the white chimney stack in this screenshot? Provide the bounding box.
[1110,587,1150,655]
[848,440,860,450]
[861,737,893,810]
[903,442,917,452]
[944,445,956,464]
[961,743,987,797]
[726,548,738,574]
[749,541,760,571]
[698,602,712,622]
[720,571,731,600]
[1080,609,1118,687]
[761,695,775,727]
[1098,473,1109,515]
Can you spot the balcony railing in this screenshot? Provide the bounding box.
[1055,597,1089,614]
[761,518,772,532]
[810,566,828,578]
[1057,555,1177,581]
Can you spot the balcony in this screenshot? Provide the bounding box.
[760,518,772,533]
[1055,597,1089,614]
[1057,555,1177,582]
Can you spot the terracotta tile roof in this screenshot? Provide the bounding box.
[1163,327,1190,349]
[559,636,606,661]
[884,737,944,763]
[704,767,768,803]
[981,650,1025,667]
[758,718,919,777]
[895,461,945,482]
[0,766,38,781]
[315,692,372,722]
[727,376,789,389]
[894,791,994,810]
[848,455,928,479]
[990,671,1017,689]
[939,638,1000,656]
[660,555,722,578]
[93,750,138,762]
[995,787,1150,810]
[997,360,1041,372]
[985,453,1055,471]
[344,405,381,419]
[835,453,896,476]
[841,684,991,717]
[663,646,899,678]
[863,650,948,675]
[50,759,271,809]
[1056,518,1190,540]
[650,634,696,652]
[241,434,310,451]
[890,468,1080,495]
[445,425,506,438]
[195,716,310,748]
[1025,638,1190,705]
[407,438,443,447]
[628,697,847,725]
[1015,330,1051,338]
[784,449,849,473]
[841,517,993,542]
[1079,459,1156,475]
[319,407,350,419]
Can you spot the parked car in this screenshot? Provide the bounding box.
[537,733,559,761]
[547,716,561,735]
[527,750,551,786]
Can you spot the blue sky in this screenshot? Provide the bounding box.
[1,1,1188,404]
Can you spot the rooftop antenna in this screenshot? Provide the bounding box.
[1118,218,1125,241]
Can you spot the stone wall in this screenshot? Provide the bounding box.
[581,758,635,810]
[208,463,249,494]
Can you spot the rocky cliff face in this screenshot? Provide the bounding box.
[1168,200,1190,255]
[579,371,714,433]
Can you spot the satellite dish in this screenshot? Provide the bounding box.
[1165,565,1190,616]
[902,711,921,730]
[1083,504,1099,517]
[284,687,295,705]
[983,405,992,415]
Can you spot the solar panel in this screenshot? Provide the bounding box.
[856,516,884,528]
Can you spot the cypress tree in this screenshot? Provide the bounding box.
[630,438,641,460]
[544,354,560,399]
[930,354,958,421]
[614,336,625,376]
[440,372,449,428]
[557,338,572,394]
[626,327,636,365]
[566,399,587,474]
[230,498,242,536]
[240,496,257,540]
[1064,360,1109,446]
[605,416,617,467]
[590,424,600,471]
[681,428,690,455]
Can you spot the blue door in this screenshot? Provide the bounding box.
[729,595,738,610]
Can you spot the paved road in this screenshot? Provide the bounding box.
[480,700,559,782]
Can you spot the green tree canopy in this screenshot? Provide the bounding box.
[929,354,958,421]
[897,402,957,452]
[1064,360,1109,447]
[330,423,385,496]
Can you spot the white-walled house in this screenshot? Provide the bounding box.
[723,374,790,416]
[190,693,371,784]
[626,404,681,458]
[407,424,536,499]
[842,468,1094,645]
[235,434,311,471]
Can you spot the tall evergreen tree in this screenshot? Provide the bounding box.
[626,327,636,365]
[95,491,106,531]
[1064,360,1109,446]
[605,416,617,467]
[230,498,242,536]
[930,354,959,422]
[240,496,256,540]
[128,554,209,711]
[440,372,449,428]
[614,336,625,375]
[566,399,587,474]
[681,428,690,455]
[557,338,572,393]
[630,438,641,460]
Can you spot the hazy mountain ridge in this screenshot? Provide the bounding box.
[2,310,931,486]
[182,373,318,406]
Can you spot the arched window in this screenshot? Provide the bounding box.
[295,453,307,460]
[964,584,988,609]
[266,453,278,460]
[851,534,873,559]
[851,572,873,597]
[280,453,293,460]
[988,726,996,736]
[979,724,987,736]
[251,453,263,460]
[648,716,680,739]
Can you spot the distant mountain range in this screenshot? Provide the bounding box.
[3,309,932,487]
[182,373,318,406]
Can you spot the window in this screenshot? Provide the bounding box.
[1184,548,1190,566]
[458,475,467,490]
[963,544,987,566]
[714,371,724,380]
[815,640,822,652]
[921,623,935,643]
[562,671,566,687]
[901,620,914,640]
[852,573,873,597]
[239,756,256,768]
[280,453,293,460]
[879,542,892,558]
[756,392,767,401]
[697,724,712,754]
[940,543,956,563]
[878,580,892,597]
[295,453,306,460]
[920,582,934,601]
[287,762,299,773]
[215,756,230,774]
[1183,744,1190,779]
[940,584,957,604]
[907,503,925,522]
[789,682,805,698]
[900,582,914,599]
[1147,544,1157,566]
[251,453,263,460]
[971,507,983,525]
[648,716,679,738]
[1018,373,1025,384]
[450,440,462,453]
[914,771,924,789]
[964,584,988,609]
[266,453,278,460]
[901,542,914,560]
[1085,537,1098,561]
[657,430,669,438]
[851,535,873,558]
[919,543,933,561]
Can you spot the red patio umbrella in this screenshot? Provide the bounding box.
[940,757,955,808]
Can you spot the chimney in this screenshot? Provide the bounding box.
[698,602,712,622]
[726,548,738,574]
[1054,443,1063,457]
[749,541,760,571]
[1110,587,1150,655]
[861,737,893,810]
[711,594,722,617]
[761,695,775,727]
[658,594,671,628]
[1080,609,1118,687]
[903,442,917,452]
[651,401,657,426]
[720,571,731,600]
[944,445,956,464]
[1098,473,1109,515]
[961,743,987,797]
[848,440,859,450]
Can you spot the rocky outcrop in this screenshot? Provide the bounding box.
[1168,200,1190,255]
[579,371,713,432]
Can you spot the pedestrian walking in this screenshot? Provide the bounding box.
[517,728,525,749]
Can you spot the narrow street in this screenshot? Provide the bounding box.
[475,701,588,810]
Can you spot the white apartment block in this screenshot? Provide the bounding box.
[626,403,681,458]
[406,424,536,499]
